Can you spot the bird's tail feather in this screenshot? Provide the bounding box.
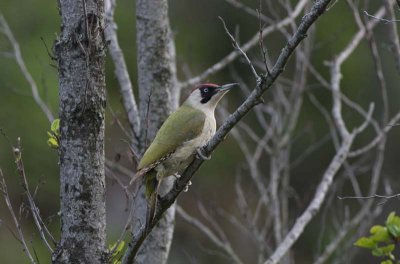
[145,191,157,234]
[144,170,159,234]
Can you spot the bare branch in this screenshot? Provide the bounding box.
[121,0,335,261]
[0,168,36,263]
[316,129,389,263]
[181,0,308,87]
[367,7,391,125]
[264,4,392,264]
[0,15,54,122]
[384,0,400,74]
[330,6,387,139]
[13,138,55,252]
[314,205,383,264]
[264,134,355,264]
[348,110,400,157]
[363,10,400,23]
[338,193,400,201]
[223,0,273,23]
[352,103,374,135]
[257,7,271,76]
[104,0,141,149]
[176,205,244,264]
[218,17,259,79]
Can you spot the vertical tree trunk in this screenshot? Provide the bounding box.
[53,0,107,263]
[137,0,179,137]
[133,0,179,263]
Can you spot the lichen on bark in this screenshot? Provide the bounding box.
[53,0,107,263]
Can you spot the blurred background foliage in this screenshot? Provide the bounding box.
[0,0,399,263]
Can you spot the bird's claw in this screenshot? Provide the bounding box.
[183,180,192,192]
[196,148,211,160]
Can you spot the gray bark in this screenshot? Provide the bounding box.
[137,0,179,144]
[133,0,179,263]
[53,0,107,263]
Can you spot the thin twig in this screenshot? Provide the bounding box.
[0,169,37,264]
[181,0,309,88]
[264,134,355,264]
[104,0,141,149]
[384,0,400,74]
[176,205,244,264]
[338,193,400,201]
[364,10,400,23]
[223,0,273,23]
[257,5,271,76]
[122,0,334,262]
[265,4,390,264]
[0,15,54,122]
[218,16,259,80]
[313,204,383,264]
[13,138,56,251]
[348,111,400,157]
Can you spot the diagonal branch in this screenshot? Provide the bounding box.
[218,16,259,79]
[264,133,355,264]
[104,0,141,148]
[13,138,56,252]
[0,168,36,264]
[384,0,400,74]
[180,0,309,88]
[176,205,244,264]
[264,4,392,264]
[121,0,334,261]
[0,15,54,122]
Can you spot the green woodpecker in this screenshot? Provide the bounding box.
[136,83,238,231]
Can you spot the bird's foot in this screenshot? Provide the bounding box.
[173,173,181,179]
[183,180,192,192]
[196,148,211,160]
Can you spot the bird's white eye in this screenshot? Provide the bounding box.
[203,88,209,93]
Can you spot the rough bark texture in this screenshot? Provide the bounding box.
[53,0,107,263]
[133,0,179,263]
[137,0,179,142]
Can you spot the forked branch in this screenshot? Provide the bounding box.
[121,0,334,262]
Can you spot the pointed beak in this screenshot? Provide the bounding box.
[217,83,239,92]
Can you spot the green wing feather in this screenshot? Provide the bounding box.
[138,104,206,171]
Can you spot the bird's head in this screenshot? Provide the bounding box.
[185,83,238,112]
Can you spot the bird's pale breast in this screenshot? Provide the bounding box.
[154,115,216,180]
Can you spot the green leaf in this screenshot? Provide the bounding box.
[354,237,376,249]
[115,241,125,253]
[50,119,60,136]
[47,119,60,149]
[387,224,400,238]
[47,137,59,149]
[381,260,393,264]
[394,217,400,227]
[371,225,385,234]
[386,212,400,227]
[372,247,384,257]
[386,212,396,224]
[370,225,391,242]
[109,241,125,264]
[379,244,395,255]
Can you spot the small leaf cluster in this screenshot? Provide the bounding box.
[354,212,400,264]
[47,119,60,149]
[108,241,125,264]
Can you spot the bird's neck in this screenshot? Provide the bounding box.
[183,100,216,118]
